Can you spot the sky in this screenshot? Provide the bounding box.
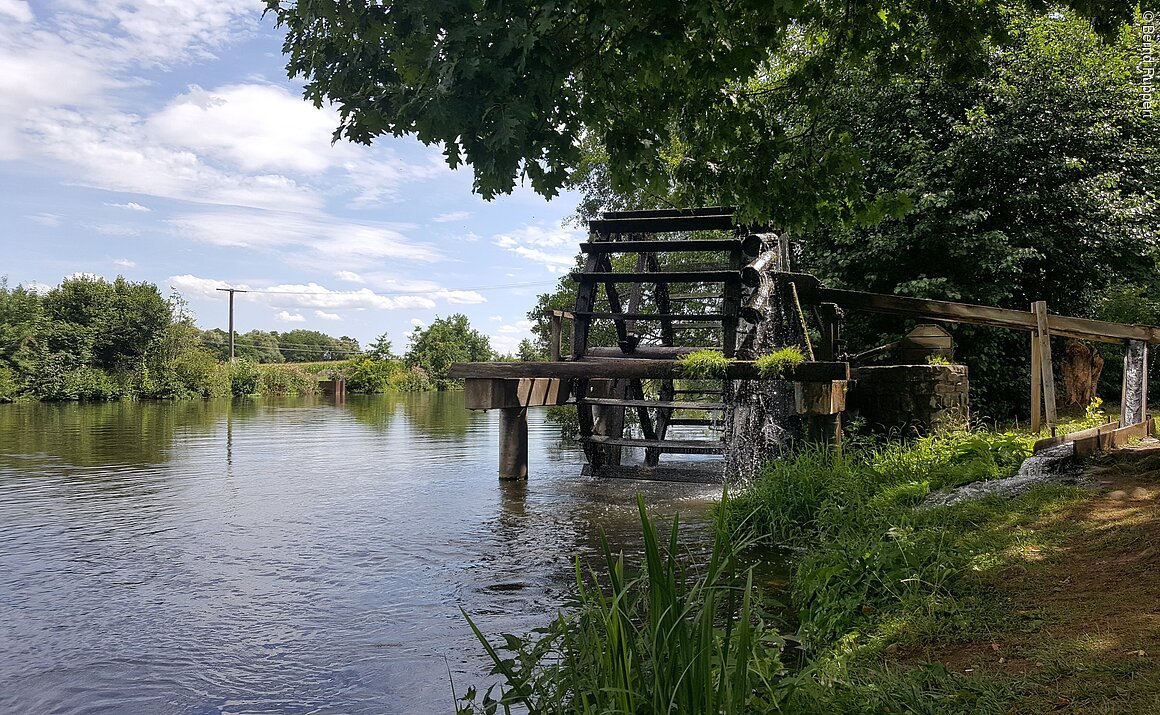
[0,0,586,356]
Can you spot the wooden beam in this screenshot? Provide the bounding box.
[463,377,570,409]
[600,206,735,220]
[571,311,725,321]
[1034,301,1058,427]
[588,215,736,233]
[1031,330,1042,434]
[580,239,745,254]
[796,281,1160,344]
[450,359,850,382]
[571,270,741,284]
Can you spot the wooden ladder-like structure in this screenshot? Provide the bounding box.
[565,207,763,475]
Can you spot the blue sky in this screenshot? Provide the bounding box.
[0,0,585,355]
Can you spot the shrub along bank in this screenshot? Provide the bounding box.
[460,417,1160,713]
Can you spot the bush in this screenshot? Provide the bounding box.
[228,358,263,396]
[157,348,230,398]
[31,354,121,401]
[386,365,433,392]
[344,356,393,393]
[0,365,18,402]
[260,363,317,396]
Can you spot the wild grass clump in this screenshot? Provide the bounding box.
[725,429,1043,654]
[457,494,787,714]
[754,346,805,379]
[675,349,732,379]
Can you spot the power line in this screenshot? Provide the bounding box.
[230,280,558,298]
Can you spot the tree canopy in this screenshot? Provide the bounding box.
[405,314,494,389]
[266,0,1136,226]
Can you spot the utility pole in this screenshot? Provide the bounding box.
[215,287,248,361]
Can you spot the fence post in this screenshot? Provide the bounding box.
[1033,301,1057,429]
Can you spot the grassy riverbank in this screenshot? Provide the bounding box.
[460,425,1160,713]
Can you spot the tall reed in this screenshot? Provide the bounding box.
[456,493,786,714]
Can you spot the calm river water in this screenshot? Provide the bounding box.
[0,393,748,714]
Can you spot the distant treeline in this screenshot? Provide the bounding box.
[0,275,502,402]
[198,328,362,364]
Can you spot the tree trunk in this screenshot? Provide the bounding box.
[1060,339,1104,409]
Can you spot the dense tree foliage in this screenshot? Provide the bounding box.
[404,314,494,389]
[200,328,361,363]
[795,11,1158,415]
[0,276,425,401]
[536,10,1158,417]
[266,0,1134,227]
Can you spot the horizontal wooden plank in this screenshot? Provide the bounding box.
[583,464,724,483]
[667,417,719,426]
[582,436,725,454]
[580,239,744,254]
[589,215,736,234]
[572,312,725,321]
[1109,421,1151,449]
[579,397,726,410]
[463,377,570,409]
[600,206,735,220]
[571,270,740,284]
[1033,421,1118,453]
[449,358,849,382]
[777,275,1160,344]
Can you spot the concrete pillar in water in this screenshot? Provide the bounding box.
[498,407,529,480]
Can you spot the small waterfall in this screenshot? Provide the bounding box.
[723,262,806,483]
[1122,340,1148,425]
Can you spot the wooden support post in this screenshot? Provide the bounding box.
[803,414,842,448]
[550,312,562,361]
[1031,330,1043,434]
[498,407,528,479]
[589,379,627,467]
[1033,301,1057,428]
[1121,340,1149,426]
[722,245,742,358]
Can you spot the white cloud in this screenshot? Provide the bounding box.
[314,310,342,321]
[113,258,136,268]
[410,318,425,327]
[148,83,355,175]
[334,270,365,283]
[168,274,438,312]
[492,224,583,272]
[107,201,150,212]
[276,310,305,323]
[27,213,61,227]
[433,210,471,223]
[489,320,536,355]
[0,1,33,24]
[168,209,440,267]
[89,223,139,236]
[497,320,534,334]
[489,315,503,321]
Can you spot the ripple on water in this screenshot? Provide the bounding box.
[0,395,759,713]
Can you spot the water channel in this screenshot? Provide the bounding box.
[0,393,762,714]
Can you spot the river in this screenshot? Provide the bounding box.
[0,393,752,714]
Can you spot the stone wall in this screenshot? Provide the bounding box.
[846,364,969,432]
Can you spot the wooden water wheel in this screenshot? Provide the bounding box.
[565,207,768,477]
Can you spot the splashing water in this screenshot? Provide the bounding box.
[723,252,806,483]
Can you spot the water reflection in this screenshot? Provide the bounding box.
[0,395,764,714]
